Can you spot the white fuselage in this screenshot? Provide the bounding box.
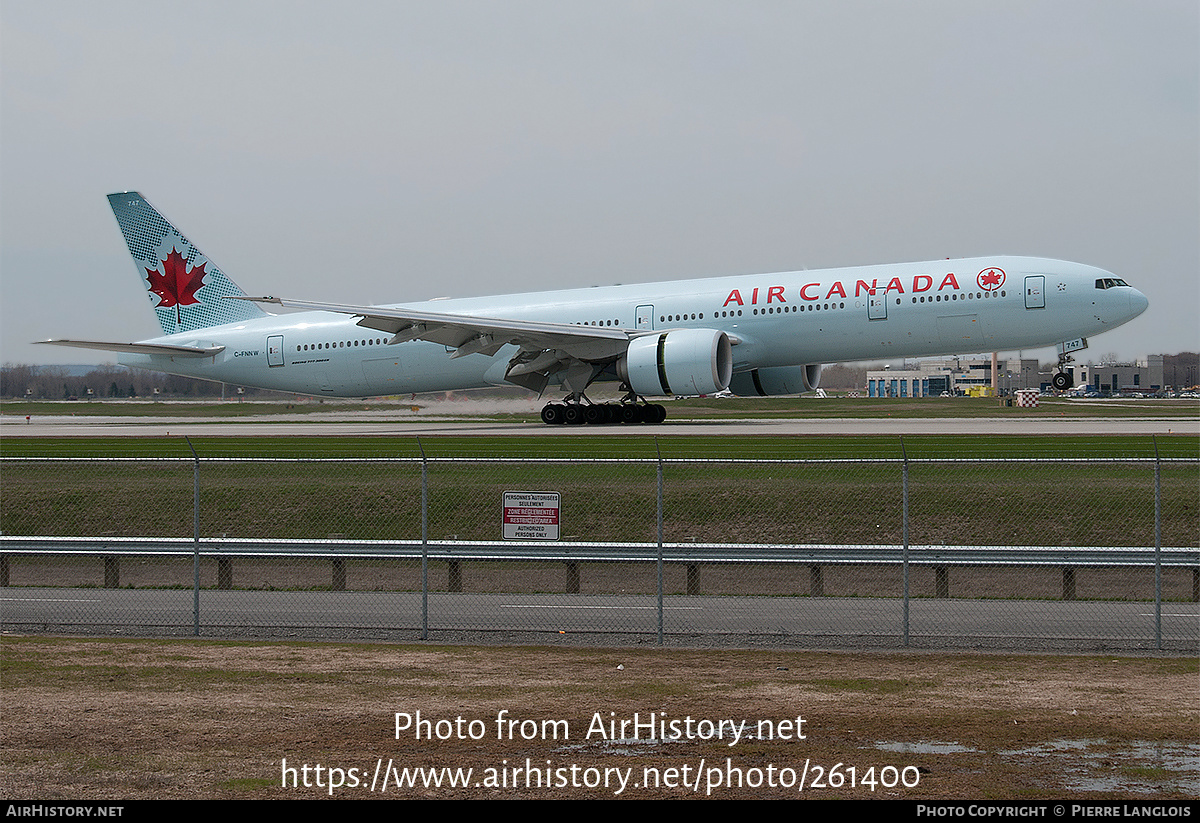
[116,256,1147,397]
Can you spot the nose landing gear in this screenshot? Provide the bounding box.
[1052,338,1087,393]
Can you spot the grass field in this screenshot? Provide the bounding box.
[3,437,1197,545]
[2,432,1198,459]
[2,637,1196,799]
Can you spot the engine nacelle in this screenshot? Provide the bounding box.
[728,364,823,396]
[617,329,733,397]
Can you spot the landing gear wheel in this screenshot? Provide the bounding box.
[1052,372,1070,391]
[619,404,644,425]
[648,403,667,424]
[563,404,586,425]
[540,403,566,425]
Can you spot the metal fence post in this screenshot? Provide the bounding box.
[656,439,664,646]
[1154,436,1162,650]
[901,438,910,647]
[418,437,428,641]
[185,437,200,636]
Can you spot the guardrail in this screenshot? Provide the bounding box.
[4,537,1196,637]
[3,535,1197,569]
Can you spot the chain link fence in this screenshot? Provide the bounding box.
[2,453,1196,650]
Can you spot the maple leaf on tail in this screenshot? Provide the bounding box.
[146,248,207,308]
[145,248,207,332]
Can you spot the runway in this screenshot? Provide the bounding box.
[2,412,1196,437]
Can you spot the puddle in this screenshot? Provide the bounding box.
[557,738,664,756]
[873,740,979,755]
[868,738,1200,794]
[998,739,1200,794]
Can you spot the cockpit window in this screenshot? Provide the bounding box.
[1095,278,1130,289]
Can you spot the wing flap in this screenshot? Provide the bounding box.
[231,296,634,361]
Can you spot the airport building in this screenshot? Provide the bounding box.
[866,358,1037,398]
[865,355,1167,397]
[1074,355,1164,395]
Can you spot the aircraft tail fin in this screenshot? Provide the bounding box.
[107,192,268,335]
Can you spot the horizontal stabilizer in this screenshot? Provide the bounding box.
[36,339,225,358]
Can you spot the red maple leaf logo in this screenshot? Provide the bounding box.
[977,267,1005,291]
[146,248,206,308]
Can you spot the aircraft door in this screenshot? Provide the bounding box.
[635,305,654,330]
[267,335,285,367]
[1024,275,1045,309]
[868,290,887,320]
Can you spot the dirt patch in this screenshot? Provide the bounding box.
[2,636,1196,799]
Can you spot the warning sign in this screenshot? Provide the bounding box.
[503,491,560,540]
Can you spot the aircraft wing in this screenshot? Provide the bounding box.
[233,296,641,394]
[36,340,226,358]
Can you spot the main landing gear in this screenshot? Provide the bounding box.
[540,402,667,426]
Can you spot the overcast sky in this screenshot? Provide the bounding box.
[2,0,1196,367]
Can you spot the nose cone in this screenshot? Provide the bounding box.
[1129,288,1149,319]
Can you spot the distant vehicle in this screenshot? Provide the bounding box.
[41,192,1148,426]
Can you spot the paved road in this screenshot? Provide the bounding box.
[2,587,1196,650]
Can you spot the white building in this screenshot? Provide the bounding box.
[866,355,1168,397]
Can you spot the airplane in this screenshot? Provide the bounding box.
[39,192,1149,424]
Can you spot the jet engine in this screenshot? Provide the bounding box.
[617,329,733,397]
[728,364,822,396]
